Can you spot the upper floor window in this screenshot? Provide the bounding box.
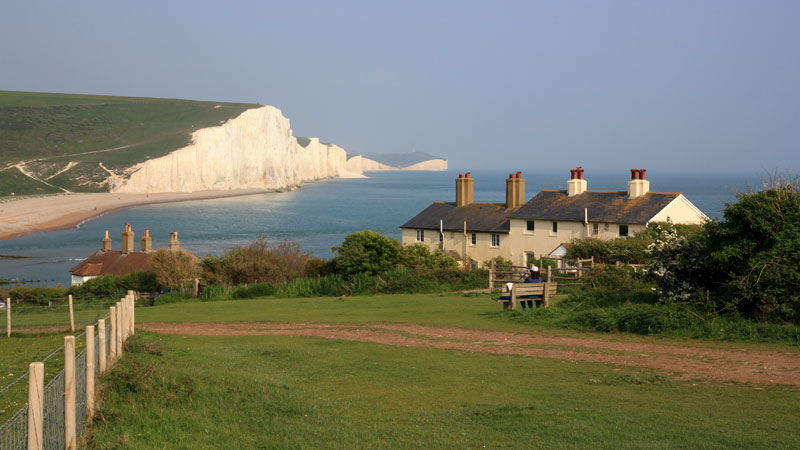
[416,229,424,242]
[526,220,535,232]
[491,234,501,247]
[552,221,558,234]
[619,225,629,237]
[471,232,477,245]
[592,223,599,236]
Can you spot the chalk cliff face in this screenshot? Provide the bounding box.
[348,156,448,172]
[113,106,363,193]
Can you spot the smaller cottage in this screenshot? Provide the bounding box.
[69,224,183,286]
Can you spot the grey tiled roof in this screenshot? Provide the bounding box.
[400,202,516,233]
[509,190,680,224]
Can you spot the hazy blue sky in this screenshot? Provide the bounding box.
[1,0,798,172]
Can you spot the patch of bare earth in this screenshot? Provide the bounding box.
[138,322,800,386]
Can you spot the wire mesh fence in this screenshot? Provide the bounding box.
[0,404,27,450]
[42,371,65,450]
[0,297,130,450]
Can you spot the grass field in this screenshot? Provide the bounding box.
[4,293,800,448]
[0,90,260,195]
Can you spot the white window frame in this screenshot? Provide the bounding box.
[416,229,424,242]
[491,233,500,247]
[550,221,558,236]
[470,232,477,246]
[592,223,599,236]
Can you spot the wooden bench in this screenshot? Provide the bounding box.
[493,282,558,310]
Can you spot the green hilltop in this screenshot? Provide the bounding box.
[0,91,260,196]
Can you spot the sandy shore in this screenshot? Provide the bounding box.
[0,189,272,240]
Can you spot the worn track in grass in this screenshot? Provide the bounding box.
[139,322,800,386]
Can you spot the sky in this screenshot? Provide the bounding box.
[1,0,798,173]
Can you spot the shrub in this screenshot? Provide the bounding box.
[154,290,193,305]
[7,286,66,305]
[566,265,658,308]
[332,230,402,276]
[401,243,458,269]
[231,282,278,299]
[151,249,201,290]
[201,238,312,285]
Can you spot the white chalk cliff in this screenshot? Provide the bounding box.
[112,106,363,193]
[346,156,448,172]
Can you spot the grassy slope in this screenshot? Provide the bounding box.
[84,331,800,449]
[0,91,260,195]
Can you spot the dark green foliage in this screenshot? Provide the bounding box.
[154,290,193,305]
[332,230,403,276]
[482,255,512,269]
[703,182,800,321]
[231,282,278,299]
[566,266,659,307]
[4,286,66,305]
[115,271,159,293]
[566,223,702,264]
[274,268,488,298]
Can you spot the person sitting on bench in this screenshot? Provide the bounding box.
[521,266,543,310]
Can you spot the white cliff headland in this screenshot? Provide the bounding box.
[113,106,364,193]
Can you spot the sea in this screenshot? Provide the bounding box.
[0,169,760,287]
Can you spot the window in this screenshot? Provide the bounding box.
[592,223,599,236]
[491,234,500,247]
[619,225,629,237]
[526,220,535,232]
[470,233,477,245]
[416,230,424,242]
[552,221,558,234]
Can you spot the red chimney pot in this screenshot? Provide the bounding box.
[639,169,646,180]
[458,173,463,178]
[465,172,471,178]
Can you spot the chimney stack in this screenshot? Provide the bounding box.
[627,168,650,199]
[567,166,587,197]
[455,172,474,207]
[140,228,152,252]
[121,223,135,255]
[102,229,112,252]
[169,230,181,251]
[505,171,525,208]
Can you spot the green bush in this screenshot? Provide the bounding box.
[231,283,278,299]
[332,230,402,276]
[6,286,66,304]
[401,243,458,269]
[566,266,658,308]
[201,238,311,286]
[154,290,194,305]
[199,284,231,301]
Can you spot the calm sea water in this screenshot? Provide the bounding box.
[0,169,758,286]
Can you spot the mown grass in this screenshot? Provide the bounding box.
[82,331,800,449]
[0,91,260,195]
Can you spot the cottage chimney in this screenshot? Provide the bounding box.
[567,166,587,197]
[168,230,181,251]
[455,172,474,207]
[101,229,112,252]
[140,228,152,252]
[505,171,525,208]
[627,168,651,199]
[121,223,135,255]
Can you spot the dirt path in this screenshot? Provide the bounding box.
[138,322,800,386]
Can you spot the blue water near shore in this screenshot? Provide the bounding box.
[0,169,759,286]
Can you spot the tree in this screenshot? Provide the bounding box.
[332,230,402,276]
[150,249,201,290]
[402,243,458,269]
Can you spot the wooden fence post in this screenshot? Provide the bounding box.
[68,294,75,333]
[130,293,135,336]
[27,362,44,450]
[85,325,95,423]
[98,319,106,374]
[489,260,495,289]
[109,306,117,361]
[64,336,76,450]
[193,279,199,298]
[115,301,123,356]
[119,298,127,340]
[6,297,10,338]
